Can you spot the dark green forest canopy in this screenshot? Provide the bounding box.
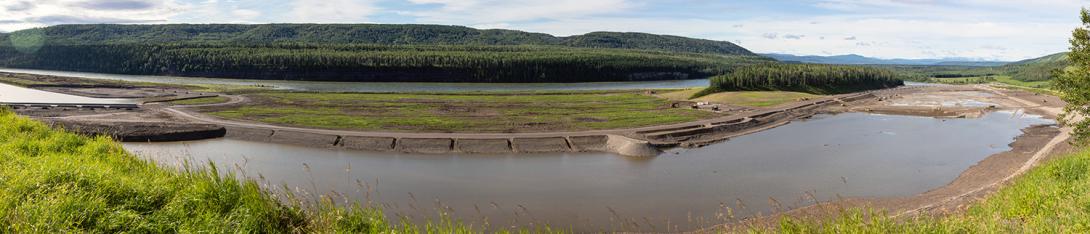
[701,64,905,95]
[12,24,756,56]
[0,24,771,83]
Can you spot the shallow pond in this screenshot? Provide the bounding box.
[124,111,1052,232]
[0,68,710,92]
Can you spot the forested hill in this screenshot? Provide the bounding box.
[15,24,755,56]
[0,24,770,83]
[1002,52,1069,81]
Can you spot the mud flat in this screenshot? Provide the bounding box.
[0,71,213,101]
[166,89,887,157]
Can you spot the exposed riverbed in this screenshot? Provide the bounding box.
[0,82,134,104]
[124,111,1052,232]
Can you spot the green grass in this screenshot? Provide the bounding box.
[0,108,555,233]
[168,96,231,105]
[994,75,1052,89]
[926,75,1053,89]
[203,91,715,132]
[927,76,997,84]
[658,88,821,107]
[757,146,1090,233]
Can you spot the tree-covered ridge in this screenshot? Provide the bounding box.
[1003,52,1069,81]
[882,52,1070,83]
[700,64,904,96]
[0,24,769,83]
[0,43,772,82]
[15,24,755,56]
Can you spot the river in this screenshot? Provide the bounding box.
[0,78,1051,232]
[123,112,1050,232]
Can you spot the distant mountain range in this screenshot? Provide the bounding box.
[760,53,1010,67]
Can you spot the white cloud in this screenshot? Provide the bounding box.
[405,0,635,25]
[0,0,1082,60]
[231,9,261,20]
[514,14,1077,60]
[0,0,181,31]
[290,0,378,23]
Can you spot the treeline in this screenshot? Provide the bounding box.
[13,24,755,56]
[699,64,904,96]
[0,43,771,82]
[882,53,1070,82]
[0,24,770,83]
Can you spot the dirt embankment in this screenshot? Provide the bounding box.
[15,104,228,142]
[221,126,618,155]
[41,119,226,142]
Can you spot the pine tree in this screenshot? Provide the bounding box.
[1055,8,1090,143]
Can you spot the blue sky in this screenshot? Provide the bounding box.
[1,0,1087,61]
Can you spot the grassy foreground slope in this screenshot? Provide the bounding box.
[768,147,1090,233]
[0,109,404,233]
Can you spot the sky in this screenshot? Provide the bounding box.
[0,0,1087,61]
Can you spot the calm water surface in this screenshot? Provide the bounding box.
[0,68,710,92]
[124,111,1052,232]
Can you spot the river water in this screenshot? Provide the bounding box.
[124,112,1051,232]
[0,77,1052,232]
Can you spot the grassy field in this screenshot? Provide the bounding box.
[658,88,821,107]
[993,75,1052,88]
[763,146,1090,233]
[928,75,1052,89]
[168,96,231,105]
[200,91,715,133]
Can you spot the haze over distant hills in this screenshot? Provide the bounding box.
[761,53,1010,67]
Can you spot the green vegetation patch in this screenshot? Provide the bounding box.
[766,147,1090,233]
[168,96,231,105]
[204,91,715,132]
[659,88,821,107]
